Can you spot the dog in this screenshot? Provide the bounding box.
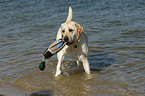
[55,7,90,76]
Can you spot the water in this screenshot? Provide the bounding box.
[0,0,145,95]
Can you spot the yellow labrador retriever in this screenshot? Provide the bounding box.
[55,7,90,76]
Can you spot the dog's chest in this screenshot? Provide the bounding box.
[65,42,82,59]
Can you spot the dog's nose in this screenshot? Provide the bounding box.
[64,36,69,42]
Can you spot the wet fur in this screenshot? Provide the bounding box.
[55,7,90,76]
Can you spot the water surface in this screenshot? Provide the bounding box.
[0,0,145,96]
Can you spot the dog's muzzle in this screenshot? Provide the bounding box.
[63,36,74,45]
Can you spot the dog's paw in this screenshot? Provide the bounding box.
[54,70,61,77]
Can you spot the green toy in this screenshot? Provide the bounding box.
[39,60,45,71]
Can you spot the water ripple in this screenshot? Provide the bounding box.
[0,0,145,95]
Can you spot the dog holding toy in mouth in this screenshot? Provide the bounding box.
[40,7,90,76]
[55,7,90,76]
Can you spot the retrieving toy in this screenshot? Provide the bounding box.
[39,39,66,71]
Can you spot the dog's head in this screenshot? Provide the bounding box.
[59,7,83,44]
[60,21,83,44]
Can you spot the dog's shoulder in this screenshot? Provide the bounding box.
[79,31,88,44]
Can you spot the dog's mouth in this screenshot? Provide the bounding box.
[66,41,74,45]
[62,36,74,45]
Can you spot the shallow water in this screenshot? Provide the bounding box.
[0,0,145,96]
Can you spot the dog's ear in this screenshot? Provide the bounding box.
[75,23,83,39]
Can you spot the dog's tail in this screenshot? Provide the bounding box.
[66,7,73,21]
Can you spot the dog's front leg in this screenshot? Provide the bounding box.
[81,57,90,75]
[55,52,65,76]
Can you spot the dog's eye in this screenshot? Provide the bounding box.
[69,29,73,32]
[62,30,65,33]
